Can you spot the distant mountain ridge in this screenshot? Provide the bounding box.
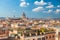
[0,17,5,20]
[0,17,60,20]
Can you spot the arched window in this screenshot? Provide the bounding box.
[46,36,48,39]
[49,35,51,38]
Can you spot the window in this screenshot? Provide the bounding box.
[31,33,36,36]
[42,37,45,40]
[58,32,60,35]
[49,36,51,38]
[42,33,44,35]
[25,33,30,37]
[37,38,41,40]
[46,36,48,39]
[52,35,55,38]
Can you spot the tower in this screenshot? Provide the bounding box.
[21,12,26,19]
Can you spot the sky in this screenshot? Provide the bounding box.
[0,0,60,18]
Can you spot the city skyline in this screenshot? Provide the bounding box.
[0,0,60,18]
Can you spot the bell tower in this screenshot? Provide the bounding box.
[22,12,26,18]
[21,12,27,20]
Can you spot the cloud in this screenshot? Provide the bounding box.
[46,2,54,8]
[48,2,52,5]
[33,0,60,14]
[55,9,60,13]
[42,10,53,13]
[20,1,29,7]
[34,0,47,5]
[32,7,44,12]
[46,5,54,8]
[43,9,60,14]
[47,10,53,13]
[57,5,60,8]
